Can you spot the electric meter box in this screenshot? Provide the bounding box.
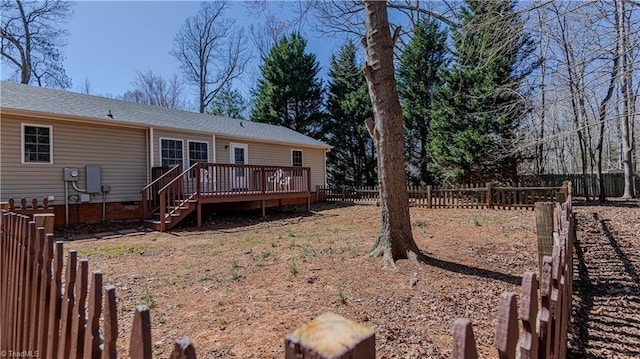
[63,167,79,181]
[86,166,102,193]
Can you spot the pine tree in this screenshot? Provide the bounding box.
[324,40,376,187]
[397,19,448,186]
[251,32,324,137]
[430,0,536,183]
[208,84,247,120]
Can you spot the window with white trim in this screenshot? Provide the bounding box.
[292,150,303,167]
[188,141,208,166]
[22,124,52,163]
[161,138,183,167]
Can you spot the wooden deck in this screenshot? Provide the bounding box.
[141,163,311,231]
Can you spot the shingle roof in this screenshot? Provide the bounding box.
[0,81,330,149]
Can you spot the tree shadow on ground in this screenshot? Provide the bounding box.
[420,254,523,286]
[568,212,640,358]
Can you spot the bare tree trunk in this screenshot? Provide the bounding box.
[618,0,636,199]
[361,1,422,266]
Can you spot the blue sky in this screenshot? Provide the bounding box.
[3,1,350,105]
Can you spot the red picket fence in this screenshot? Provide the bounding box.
[0,210,197,359]
[452,195,574,359]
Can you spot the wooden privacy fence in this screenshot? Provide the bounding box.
[317,183,567,209]
[0,210,197,359]
[522,173,639,198]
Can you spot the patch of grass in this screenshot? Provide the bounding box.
[287,230,297,238]
[231,259,239,269]
[346,243,357,256]
[231,271,240,282]
[140,288,156,309]
[197,275,208,282]
[153,349,163,356]
[242,236,264,245]
[337,287,346,304]
[289,260,298,276]
[78,244,147,258]
[473,215,481,227]
[261,250,272,259]
[158,317,166,324]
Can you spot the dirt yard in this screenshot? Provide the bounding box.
[65,201,639,358]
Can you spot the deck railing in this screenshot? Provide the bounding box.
[152,163,312,230]
[141,164,181,219]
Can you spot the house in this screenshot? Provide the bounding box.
[0,81,331,230]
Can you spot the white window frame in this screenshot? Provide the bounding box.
[291,149,303,167]
[159,137,184,167]
[21,123,53,164]
[187,140,209,166]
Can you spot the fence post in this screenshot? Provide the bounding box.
[426,185,432,209]
[170,337,197,359]
[284,312,375,359]
[535,202,554,277]
[486,182,493,208]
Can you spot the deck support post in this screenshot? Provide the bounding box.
[197,202,202,227]
[306,196,311,212]
[261,200,266,218]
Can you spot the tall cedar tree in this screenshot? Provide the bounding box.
[397,19,448,186]
[251,32,324,137]
[324,40,376,187]
[430,0,536,184]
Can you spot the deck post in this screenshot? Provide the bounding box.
[307,195,311,212]
[426,185,432,209]
[197,202,202,227]
[486,182,493,209]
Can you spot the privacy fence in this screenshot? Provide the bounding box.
[317,183,568,209]
[0,210,197,359]
[523,173,639,198]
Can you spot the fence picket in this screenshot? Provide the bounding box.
[519,272,539,359]
[495,292,518,359]
[59,250,78,359]
[84,271,103,359]
[452,318,478,359]
[170,338,198,359]
[130,305,153,359]
[37,232,53,356]
[102,285,118,359]
[539,257,553,358]
[46,241,64,358]
[70,259,89,358]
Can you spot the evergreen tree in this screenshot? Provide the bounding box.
[251,32,324,137]
[324,40,376,187]
[397,19,448,186]
[208,84,247,119]
[430,0,536,183]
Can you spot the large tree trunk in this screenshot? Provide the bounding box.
[362,1,422,266]
[618,0,636,199]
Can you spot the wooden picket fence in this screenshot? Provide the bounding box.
[317,183,567,209]
[0,210,197,359]
[452,194,573,358]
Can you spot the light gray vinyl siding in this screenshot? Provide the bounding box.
[215,137,326,189]
[1,116,147,203]
[152,129,214,168]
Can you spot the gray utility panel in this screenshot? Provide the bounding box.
[86,166,102,193]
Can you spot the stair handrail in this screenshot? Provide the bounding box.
[158,163,199,231]
[141,164,182,219]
